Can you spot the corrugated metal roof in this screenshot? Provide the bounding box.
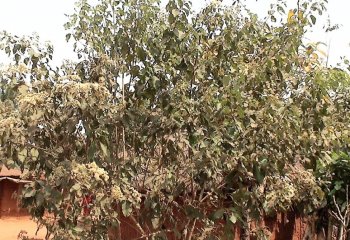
[0,166,23,177]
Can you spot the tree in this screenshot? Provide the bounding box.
[1,0,349,239]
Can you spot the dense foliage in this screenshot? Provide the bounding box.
[1,0,350,239]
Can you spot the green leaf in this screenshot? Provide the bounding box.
[171,9,180,17]
[212,208,225,220]
[18,148,27,163]
[122,201,132,217]
[18,85,29,95]
[36,192,45,205]
[31,148,39,160]
[334,181,343,190]
[184,205,203,219]
[310,15,316,25]
[253,163,264,184]
[229,213,237,224]
[65,33,72,42]
[88,143,96,161]
[5,46,11,55]
[71,184,81,192]
[222,76,230,87]
[271,15,276,22]
[175,30,185,39]
[24,188,36,198]
[100,142,108,157]
[74,227,84,233]
[15,53,21,63]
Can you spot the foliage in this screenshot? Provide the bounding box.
[316,151,350,239]
[1,0,349,239]
[317,152,350,209]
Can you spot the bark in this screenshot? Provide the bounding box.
[241,211,251,240]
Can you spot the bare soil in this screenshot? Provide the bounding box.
[0,217,46,240]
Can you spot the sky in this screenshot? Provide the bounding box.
[0,0,349,67]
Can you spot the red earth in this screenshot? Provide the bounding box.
[0,217,47,240]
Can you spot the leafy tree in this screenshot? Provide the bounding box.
[1,0,349,239]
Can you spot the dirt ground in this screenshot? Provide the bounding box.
[0,217,47,240]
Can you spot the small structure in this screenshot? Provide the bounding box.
[0,166,30,217]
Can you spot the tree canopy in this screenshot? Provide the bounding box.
[1,0,350,239]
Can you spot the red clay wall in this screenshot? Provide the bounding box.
[0,180,27,217]
[0,183,324,240]
[114,212,324,240]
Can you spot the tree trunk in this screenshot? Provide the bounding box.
[241,211,251,240]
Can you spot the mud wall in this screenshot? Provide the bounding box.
[112,211,328,240]
[0,183,327,239]
[0,180,27,217]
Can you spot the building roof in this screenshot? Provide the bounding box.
[0,166,23,177]
[0,177,32,183]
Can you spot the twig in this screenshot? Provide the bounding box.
[130,215,147,238]
[132,230,172,240]
[330,185,350,240]
[187,218,197,240]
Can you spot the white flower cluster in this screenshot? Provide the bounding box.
[258,175,296,213]
[257,167,324,213]
[89,162,109,182]
[0,116,17,129]
[1,64,29,74]
[17,63,29,73]
[56,82,109,97]
[286,167,324,207]
[53,166,66,179]
[58,75,81,82]
[54,82,111,110]
[122,186,142,205]
[0,101,15,114]
[72,162,109,187]
[111,185,123,201]
[18,92,48,111]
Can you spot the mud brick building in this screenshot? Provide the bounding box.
[0,166,30,217]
